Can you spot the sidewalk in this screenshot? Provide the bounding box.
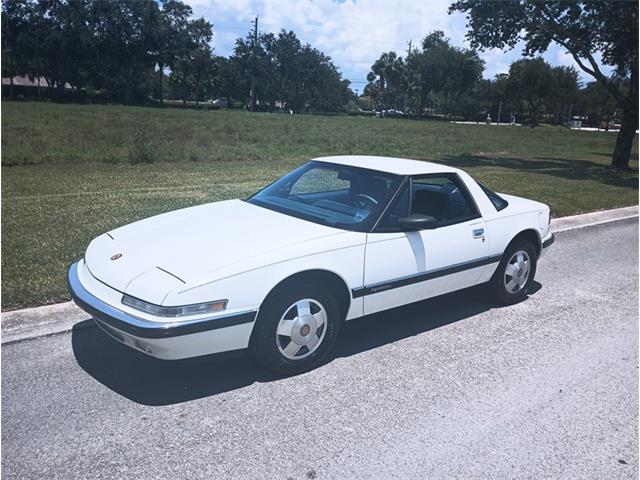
[1,205,638,345]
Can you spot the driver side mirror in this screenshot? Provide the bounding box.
[398,214,438,231]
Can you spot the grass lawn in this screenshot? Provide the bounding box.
[2,101,638,310]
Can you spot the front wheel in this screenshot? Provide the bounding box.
[489,240,537,305]
[250,283,341,375]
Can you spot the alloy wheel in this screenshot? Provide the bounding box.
[504,250,531,293]
[275,298,328,360]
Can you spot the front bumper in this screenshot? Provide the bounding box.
[540,232,555,257]
[67,262,257,359]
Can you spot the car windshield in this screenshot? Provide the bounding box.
[247,161,404,231]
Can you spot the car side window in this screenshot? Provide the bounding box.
[410,175,478,225]
[476,180,509,211]
[376,183,410,230]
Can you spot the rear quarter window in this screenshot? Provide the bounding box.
[476,181,509,211]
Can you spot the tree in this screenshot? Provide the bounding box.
[492,73,510,123]
[577,79,621,128]
[298,45,352,112]
[165,14,214,104]
[228,29,351,113]
[367,51,405,111]
[89,0,160,103]
[450,0,638,169]
[187,18,214,104]
[264,30,304,111]
[1,1,351,110]
[30,0,95,97]
[231,30,274,109]
[438,47,483,114]
[215,55,244,107]
[547,66,580,125]
[1,0,36,98]
[421,30,449,51]
[405,49,436,115]
[506,58,553,126]
[449,78,492,121]
[154,0,192,103]
[401,30,483,116]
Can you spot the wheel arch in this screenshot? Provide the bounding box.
[506,228,542,258]
[260,269,352,320]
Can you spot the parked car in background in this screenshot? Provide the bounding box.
[376,109,405,117]
[68,156,554,374]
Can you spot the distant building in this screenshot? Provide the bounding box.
[2,76,72,99]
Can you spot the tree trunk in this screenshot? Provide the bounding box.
[419,93,426,118]
[528,100,539,127]
[158,64,164,103]
[610,65,638,170]
[611,100,638,170]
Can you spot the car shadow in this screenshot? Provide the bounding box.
[72,282,542,406]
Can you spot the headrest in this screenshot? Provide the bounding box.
[412,189,449,220]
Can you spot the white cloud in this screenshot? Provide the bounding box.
[187,0,462,82]
[184,0,613,84]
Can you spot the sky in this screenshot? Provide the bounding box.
[184,0,612,93]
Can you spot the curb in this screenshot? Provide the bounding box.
[550,205,638,233]
[1,301,89,345]
[2,205,638,345]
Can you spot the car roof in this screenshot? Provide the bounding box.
[312,155,461,176]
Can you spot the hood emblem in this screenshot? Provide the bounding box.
[110,253,123,261]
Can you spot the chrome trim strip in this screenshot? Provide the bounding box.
[67,262,257,339]
[352,254,502,298]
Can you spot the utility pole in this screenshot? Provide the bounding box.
[250,15,258,111]
[404,40,412,113]
[497,98,502,126]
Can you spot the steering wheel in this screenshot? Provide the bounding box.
[353,193,379,209]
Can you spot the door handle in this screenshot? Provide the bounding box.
[473,228,485,239]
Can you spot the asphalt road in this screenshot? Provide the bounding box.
[2,219,638,480]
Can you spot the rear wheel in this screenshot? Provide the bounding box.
[489,240,537,305]
[250,283,341,375]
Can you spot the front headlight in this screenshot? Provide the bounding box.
[122,294,227,318]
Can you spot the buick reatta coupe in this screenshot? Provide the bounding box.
[68,155,554,374]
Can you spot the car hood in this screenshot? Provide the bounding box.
[84,199,344,303]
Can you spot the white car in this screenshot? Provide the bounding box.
[68,155,554,374]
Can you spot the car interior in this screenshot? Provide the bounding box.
[410,179,476,222]
[377,176,477,231]
[256,165,401,227]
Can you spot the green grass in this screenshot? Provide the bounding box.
[2,101,638,310]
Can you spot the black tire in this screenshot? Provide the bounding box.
[250,282,342,375]
[489,239,537,305]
